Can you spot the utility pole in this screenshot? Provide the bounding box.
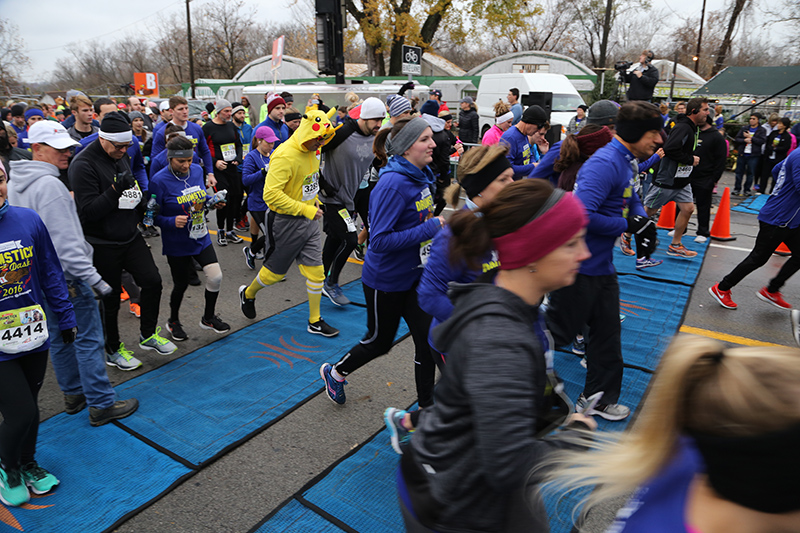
[186,0,196,98]
[694,0,707,74]
[668,50,678,103]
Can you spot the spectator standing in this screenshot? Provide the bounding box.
[567,104,588,134]
[456,96,478,145]
[508,88,523,125]
[620,50,659,102]
[734,114,767,196]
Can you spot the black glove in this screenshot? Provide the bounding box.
[261,168,268,178]
[61,327,77,344]
[626,214,654,235]
[398,81,415,95]
[114,171,135,193]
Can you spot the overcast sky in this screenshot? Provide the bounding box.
[3,0,785,83]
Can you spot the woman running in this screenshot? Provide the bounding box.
[241,126,279,269]
[0,160,77,506]
[149,136,230,341]
[481,101,514,146]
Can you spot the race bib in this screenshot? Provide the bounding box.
[242,143,251,156]
[419,239,432,267]
[181,186,208,239]
[675,165,693,178]
[118,182,143,210]
[338,209,356,233]
[221,143,236,162]
[0,305,48,354]
[189,210,208,239]
[302,173,320,201]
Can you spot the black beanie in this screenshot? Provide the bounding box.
[521,105,548,125]
[100,111,132,133]
[10,104,26,117]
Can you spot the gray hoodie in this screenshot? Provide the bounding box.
[8,159,104,287]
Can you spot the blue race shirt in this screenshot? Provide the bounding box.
[500,126,536,178]
[759,150,800,229]
[149,164,213,256]
[241,149,270,212]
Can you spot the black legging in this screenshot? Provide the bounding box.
[333,282,436,407]
[719,220,800,293]
[249,210,267,255]
[0,351,48,470]
[166,244,220,322]
[214,170,243,233]
[322,203,359,285]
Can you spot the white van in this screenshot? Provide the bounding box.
[476,73,585,138]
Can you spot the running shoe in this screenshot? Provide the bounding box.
[619,233,634,256]
[106,343,143,371]
[20,462,59,495]
[322,280,351,306]
[64,393,86,415]
[227,231,244,244]
[733,190,742,196]
[120,288,130,302]
[217,232,228,246]
[139,327,178,355]
[636,257,663,269]
[308,318,339,337]
[694,235,708,244]
[791,309,800,348]
[667,243,698,258]
[141,226,160,238]
[254,250,265,260]
[243,246,256,270]
[320,363,347,404]
[571,335,585,356]
[129,302,141,318]
[239,285,256,319]
[89,399,139,427]
[384,408,413,454]
[234,218,249,232]
[167,319,188,341]
[0,467,30,507]
[756,287,791,309]
[619,314,626,323]
[354,243,366,261]
[576,394,630,421]
[709,283,737,309]
[667,230,675,237]
[200,315,231,333]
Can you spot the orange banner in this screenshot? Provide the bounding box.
[133,72,159,98]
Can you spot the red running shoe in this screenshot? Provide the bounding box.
[756,287,791,309]
[709,283,737,309]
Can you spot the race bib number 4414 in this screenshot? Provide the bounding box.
[0,304,48,354]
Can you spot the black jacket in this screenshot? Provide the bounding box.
[655,114,699,189]
[622,63,659,101]
[457,108,479,144]
[69,139,141,245]
[431,129,454,192]
[735,124,767,157]
[690,127,727,189]
[764,129,791,162]
[408,281,579,532]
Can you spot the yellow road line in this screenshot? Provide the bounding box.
[347,257,364,265]
[208,229,252,242]
[679,325,786,347]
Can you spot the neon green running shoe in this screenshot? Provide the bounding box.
[139,327,177,355]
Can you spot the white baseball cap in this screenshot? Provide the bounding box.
[27,121,79,150]
[159,101,170,111]
[359,97,386,120]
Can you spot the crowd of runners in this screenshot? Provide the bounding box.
[1,85,799,531]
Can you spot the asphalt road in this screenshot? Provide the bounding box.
[25,169,797,533]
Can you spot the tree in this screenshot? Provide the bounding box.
[568,0,650,68]
[0,19,31,95]
[711,0,750,77]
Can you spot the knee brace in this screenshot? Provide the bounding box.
[299,264,325,284]
[256,266,285,287]
[202,263,223,292]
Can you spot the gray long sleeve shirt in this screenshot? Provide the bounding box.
[320,118,375,210]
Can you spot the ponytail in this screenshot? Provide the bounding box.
[373,127,391,168]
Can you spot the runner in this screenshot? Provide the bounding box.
[481,101,514,146]
[0,159,77,506]
[241,126,278,269]
[319,116,445,405]
[251,94,289,149]
[202,99,243,246]
[396,179,596,532]
[238,108,339,338]
[150,135,230,340]
[709,149,800,310]
[70,112,177,361]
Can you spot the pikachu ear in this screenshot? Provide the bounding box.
[326,107,337,120]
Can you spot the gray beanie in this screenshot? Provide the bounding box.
[385,117,431,156]
[215,99,232,113]
[586,100,619,126]
[128,111,145,122]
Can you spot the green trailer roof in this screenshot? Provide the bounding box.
[693,66,800,97]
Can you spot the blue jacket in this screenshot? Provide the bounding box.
[528,140,563,185]
[499,126,536,178]
[75,132,149,193]
[149,149,200,180]
[759,150,800,229]
[241,149,270,212]
[149,164,212,256]
[417,209,499,349]
[151,121,214,173]
[0,206,76,361]
[250,116,289,151]
[573,138,646,276]
[238,122,254,155]
[362,156,442,292]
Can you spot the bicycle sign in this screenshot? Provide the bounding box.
[402,45,422,75]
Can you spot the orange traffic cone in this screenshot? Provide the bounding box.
[774,242,791,256]
[710,187,736,241]
[656,201,676,230]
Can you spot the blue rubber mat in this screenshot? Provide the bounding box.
[114,280,409,465]
[0,413,191,533]
[732,194,768,214]
[612,229,708,285]
[252,500,346,533]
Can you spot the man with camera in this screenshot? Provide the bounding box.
[618,50,660,102]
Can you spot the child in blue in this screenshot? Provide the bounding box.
[149,136,230,341]
[0,161,77,506]
[241,126,279,269]
[320,117,444,406]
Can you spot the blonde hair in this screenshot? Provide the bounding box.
[446,144,509,206]
[493,101,511,117]
[70,95,93,110]
[344,91,361,113]
[540,335,800,522]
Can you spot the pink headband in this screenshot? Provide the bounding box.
[493,191,587,270]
